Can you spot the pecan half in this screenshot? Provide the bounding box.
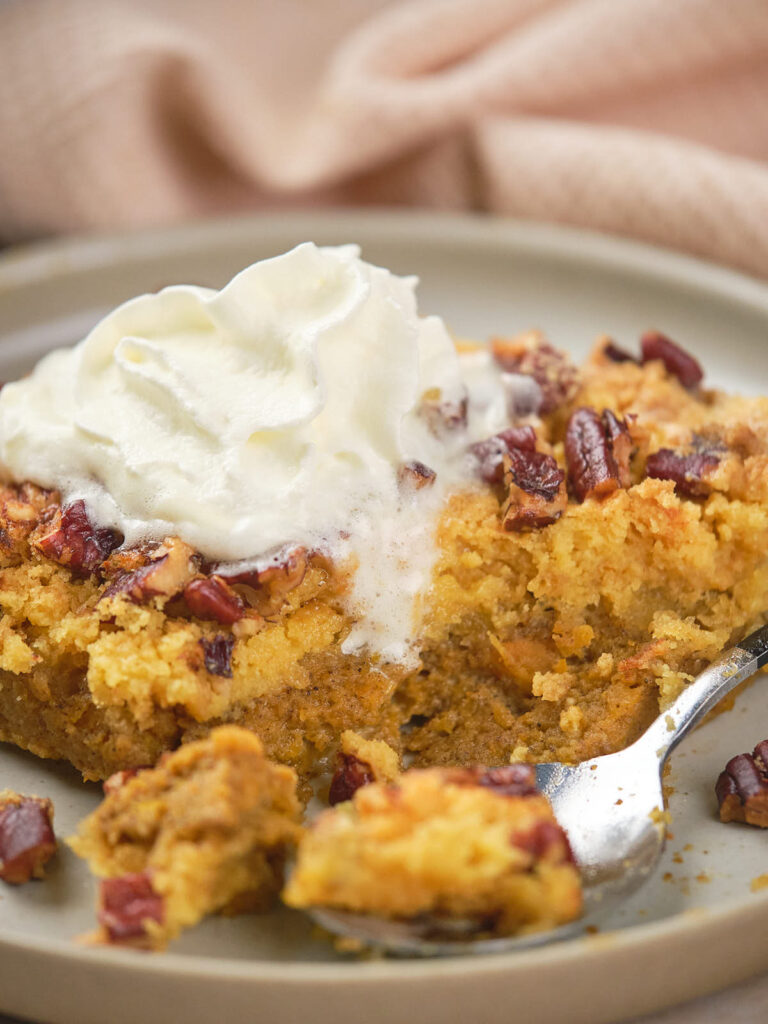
[184,575,244,624]
[446,764,539,798]
[101,537,199,604]
[510,820,576,864]
[565,407,632,502]
[502,448,566,531]
[491,332,577,415]
[328,753,375,806]
[200,634,236,678]
[0,792,56,884]
[469,426,537,485]
[33,499,123,574]
[398,460,436,490]
[645,449,719,498]
[98,871,164,944]
[716,741,768,827]
[218,546,309,614]
[640,331,703,389]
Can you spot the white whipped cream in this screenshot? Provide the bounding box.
[0,243,476,664]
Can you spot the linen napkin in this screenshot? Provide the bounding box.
[1,0,768,277]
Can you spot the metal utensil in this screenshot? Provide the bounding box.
[309,622,768,956]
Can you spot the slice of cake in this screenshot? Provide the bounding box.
[284,764,582,938]
[69,726,302,949]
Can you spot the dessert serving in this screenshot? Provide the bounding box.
[1,241,768,948]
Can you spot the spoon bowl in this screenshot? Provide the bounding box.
[308,623,768,956]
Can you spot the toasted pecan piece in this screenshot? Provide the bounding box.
[0,791,57,884]
[470,426,537,486]
[32,499,123,574]
[491,331,578,415]
[645,448,719,498]
[0,483,59,564]
[217,546,309,615]
[501,447,567,531]
[398,460,437,491]
[601,409,633,488]
[640,331,703,389]
[329,754,376,806]
[98,871,165,946]
[328,732,400,806]
[200,634,236,678]
[101,537,200,604]
[716,740,768,827]
[184,575,245,625]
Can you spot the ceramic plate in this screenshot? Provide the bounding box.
[1,212,767,1024]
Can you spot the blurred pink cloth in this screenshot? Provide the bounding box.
[2,0,768,277]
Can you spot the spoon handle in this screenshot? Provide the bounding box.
[635,621,768,766]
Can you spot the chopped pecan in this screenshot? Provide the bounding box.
[398,460,436,490]
[510,820,576,864]
[0,792,56,884]
[645,449,719,498]
[446,764,539,798]
[184,575,244,625]
[33,499,123,574]
[491,332,577,415]
[200,634,236,678]
[565,407,632,502]
[217,546,308,614]
[0,483,59,563]
[419,391,469,436]
[640,331,703,389]
[328,753,375,806]
[470,426,537,485]
[602,340,638,364]
[502,448,566,531]
[98,871,164,943]
[101,538,199,604]
[601,409,632,488]
[716,741,768,827]
[101,541,162,578]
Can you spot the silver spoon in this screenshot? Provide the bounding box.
[310,622,768,956]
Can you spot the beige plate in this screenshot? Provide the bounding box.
[1,211,767,1024]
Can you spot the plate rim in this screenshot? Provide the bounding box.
[3,207,768,315]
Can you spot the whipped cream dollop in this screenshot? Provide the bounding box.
[0,243,476,663]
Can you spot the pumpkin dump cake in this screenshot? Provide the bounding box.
[69,726,302,949]
[284,764,581,937]
[0,243,767,796]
